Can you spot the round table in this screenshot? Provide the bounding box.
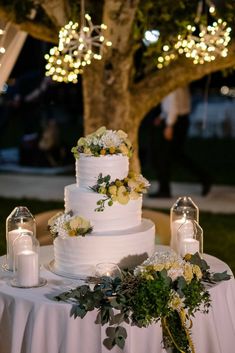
[0,245,234,353]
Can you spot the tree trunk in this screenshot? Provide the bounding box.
[82,57,142,173]
[82,0,142,172]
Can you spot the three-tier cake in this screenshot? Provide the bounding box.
[50,127,155,276]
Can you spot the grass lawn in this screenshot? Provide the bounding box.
[0,197,234,275]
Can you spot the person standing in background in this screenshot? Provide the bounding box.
[149,85,211,198]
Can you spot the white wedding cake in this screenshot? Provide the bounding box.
[50,127,155,276]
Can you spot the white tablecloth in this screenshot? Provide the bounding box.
[0,245,234,353]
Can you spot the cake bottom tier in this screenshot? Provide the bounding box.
[53,219,155,276]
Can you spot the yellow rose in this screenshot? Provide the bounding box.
[117,185,130,205]
[164,262,172,270]
[183,263,194,283]
[192,265,202,280]
[118,143,129,156]
[108,185,118,196]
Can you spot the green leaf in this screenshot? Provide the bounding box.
[103,337,115,350]
[115,336,125,350]
[116,326,127,339]
[70,305,87,319]
[189,253,210,271]
[212,271,231,282]
[104,175,111,183]
[106,326,116,337]
[110,313,124,325]
[95,311,102,324]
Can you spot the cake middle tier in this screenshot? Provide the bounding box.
[65,184,142,232]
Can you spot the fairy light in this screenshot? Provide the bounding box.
[0,27,5,63]
[156,5,232,69]
[45,0,112,83]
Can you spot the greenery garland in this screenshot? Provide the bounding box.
[55,252,230,352]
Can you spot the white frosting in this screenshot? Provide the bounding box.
[65,184,142,232]
[76,154,129,188]
[53,152,155,277]
[54,219,155,276]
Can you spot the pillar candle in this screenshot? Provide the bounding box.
[7,228,32,270]
[13,234,33,270]
[179,238,200,257]
[170,218,192,251]
[16,250,39,287]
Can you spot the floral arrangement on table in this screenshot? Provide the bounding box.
[48,212,92,238]
[55,251,230,353]
[90,172,150,211]
[71,126,133,158]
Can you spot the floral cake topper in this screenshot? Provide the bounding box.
[71,126,132,158]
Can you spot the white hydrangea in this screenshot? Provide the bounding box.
[49,213,71,237]
[134,250,184,276]
[99,130,122,148]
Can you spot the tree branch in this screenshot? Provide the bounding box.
[131,40,235,122]
[38,0,71,27]
[0,8,57,43]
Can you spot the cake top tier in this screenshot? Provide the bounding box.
[72,126,132,158]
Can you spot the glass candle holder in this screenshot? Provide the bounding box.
[170,196,199,252]
[177,220,203,258]
[94,263,122,279]
[6,206,36,270]
[13,233,40,287]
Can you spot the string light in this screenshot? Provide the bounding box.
[0,27,6,67]
[156,6,232,69]
[45,1,112,83]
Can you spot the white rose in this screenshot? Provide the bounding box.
[69,216,83,229]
